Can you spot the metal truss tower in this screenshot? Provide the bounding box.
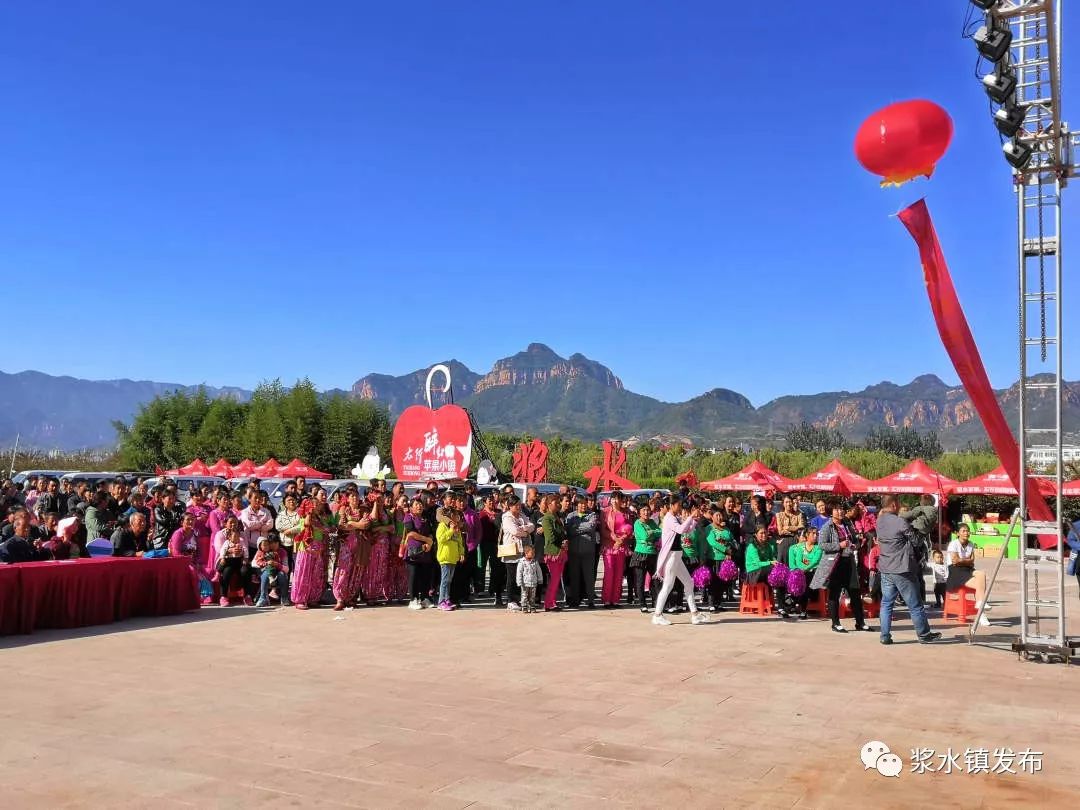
[971,0,1078,662]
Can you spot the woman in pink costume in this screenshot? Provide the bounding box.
[600,491,633,607]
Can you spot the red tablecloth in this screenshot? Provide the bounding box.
[1,557,199,636]
[0,564,21,635]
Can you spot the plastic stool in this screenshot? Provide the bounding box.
[840,596,880,619]
[943,586,977,623]
[739,582,773,615]
[806,589,829,617]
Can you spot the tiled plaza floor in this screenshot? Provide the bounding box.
[2,561,1076,808]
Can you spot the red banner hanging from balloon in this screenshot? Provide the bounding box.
[512,439,549,483]
[897,199,1055,546]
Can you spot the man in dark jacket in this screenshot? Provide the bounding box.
[0,512,45,563]
[35,478,64,519]
[877,495,940,645]
[111,511,149,557]
[564,497,599,608]
[67,483,90,517]
[150,487,185,555]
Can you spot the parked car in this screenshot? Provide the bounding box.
[317,479,370,507]
[596,488,671,509]
[141,475,226,502]
[60,471,126,488]
[499,482,583,503]
[12,469,75,485]
[234,477,290,502]
[262,478,363,509]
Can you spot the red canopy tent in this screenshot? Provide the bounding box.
[784,459,873,495]
[253,457,283,478]
[277,458,332,480]
[700,460,795,492]
[951,465,1057,497]
[207,458,234,478]
[867,459,957,495]
[178,458,211,476]
[230,459,257,477]
[1064,480,1080,497]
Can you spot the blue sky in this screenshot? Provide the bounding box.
[1,1,1075,405]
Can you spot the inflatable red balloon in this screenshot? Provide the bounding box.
[854,100,953,187]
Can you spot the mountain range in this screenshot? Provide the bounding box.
[3,343,1077,450]
[352,343,1079,448]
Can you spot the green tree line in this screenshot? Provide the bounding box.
[112,380,392,475]
[480,431,1002,490]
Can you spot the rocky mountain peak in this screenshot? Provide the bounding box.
[473,347,622,393]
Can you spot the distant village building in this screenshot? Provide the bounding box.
[1026,445,1080,471]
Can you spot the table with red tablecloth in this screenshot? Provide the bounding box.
[0,557,199,636]
[0,564,21,635]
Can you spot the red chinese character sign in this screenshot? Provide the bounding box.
[391,365,474,481]
[584,440,638,493]
[512,439,549,483]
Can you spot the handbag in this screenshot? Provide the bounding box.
[496,529,520,559]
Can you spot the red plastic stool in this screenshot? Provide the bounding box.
[943,586,977,623]
[806,588,829,617]
[739,583,773,615]
[840,596,880,619]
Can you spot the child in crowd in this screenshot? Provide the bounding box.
[435,508,464,611]
[516,545,544,613]
[866,533,882,602]
[253,532,291,608]
[930,549,948,608]
[217,522,250,606]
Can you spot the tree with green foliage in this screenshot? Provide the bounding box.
[784,421,846,453]
[863,426,942,459]
[241,382,288,460]
[280,378,322,462]
[316,395,354,476]
[191,398,246,461]
[114,379,394,477]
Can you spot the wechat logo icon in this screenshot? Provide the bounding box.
[861,740,902,778]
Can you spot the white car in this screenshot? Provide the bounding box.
[142,475,227,502]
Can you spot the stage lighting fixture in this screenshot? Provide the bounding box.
[974,24,1012,62]
[983,65,1017,104]
[970,0,998,10]
[1003,138,1033,169]
[994,104,1025,137]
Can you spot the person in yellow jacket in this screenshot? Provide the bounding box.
[435,508,465,611]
